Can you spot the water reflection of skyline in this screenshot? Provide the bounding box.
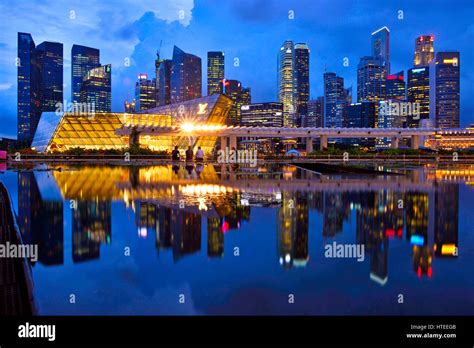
[16,164,461,285]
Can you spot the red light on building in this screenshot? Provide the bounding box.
[387,75,396,80]
[221,221,229,233]
[397,228,403,238]
[417,267,422,277]
[398,75,404,81]
[430,35,434,41]
[386,228,395,237]
[427,266,432,278]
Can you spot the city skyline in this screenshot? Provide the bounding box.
[1,0,473,138]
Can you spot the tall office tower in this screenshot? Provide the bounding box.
[348,102,376,147]
[207,51,225,95]
[414,35,434,67]
[294,43,310,127]
[278,40,296,127]
[17,33,63,145]
[124,100,136,113]
[324,72,348,128]
[158,59,172,106]
[306,97,324,127]
[407,67,430,127]
[80,64,111,112]
[429,52,460,129]
[357,56,387,102]
[224,79,251,125]
[386,71,406,101]
[371,26,390,74]
[170,46,202,104]
[17,33,41,145]
[71,45,100,103]
[155,50,161,104]
[135,74,157,111]
[240,102,283,127]
[36,41,63,110]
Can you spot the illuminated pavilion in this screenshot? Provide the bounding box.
[31,94,233,153]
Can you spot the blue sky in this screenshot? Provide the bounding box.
[1,0,473,138]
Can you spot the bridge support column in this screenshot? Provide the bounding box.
[220,136,227,151]
[306,138,313,153]
[320,135,328,150]
[229,135,237,150]
[391,137,400,149]
[411,135,420,149]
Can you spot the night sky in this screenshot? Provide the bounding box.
[0,0,473,138]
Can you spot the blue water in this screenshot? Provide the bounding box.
[1,163,473,315]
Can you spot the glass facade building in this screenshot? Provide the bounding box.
[71,45,100,104]
[386,71,406,101]
[407,67,430,127]
[170,46,202,104]
[277,40,296,127]
[294,43,310,127]
[357,56,387,102]
[80,64,111,112]
[430,52,460,129]
[240,102,283,127]
[324,72,348,128]
[224,80,251,126]
[158,59,172,106]
[371,26,390,74]
[135,74,156,111]
[17,33,63,145]
[306,97,323,128]
[414,35,434,67]
[207,51,224,96]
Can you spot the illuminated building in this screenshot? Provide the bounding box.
[371,26,390,74]
[170,46,202,104]
[414,35,434,67]
[429,52,460,129]
[17,33,63,145]
[294,43,310,127]
[277,40,296,127]
[224,79,251,126]
[240,102,283,127]
[124,99,136,113]
[323,192,350,237]
[158,59,172,106]
[357,56,386,102]
[207,217,224,257]
[31,94,232,154]
[135,73,156,111]
[277,192,297,269]
[348,102,376,147]
[434,185,458,258]
[324,72,348,129]
[306,97,323,128]
[407,67,430,127]
[171,210,201,262]
[207,51,224,95]
[80,64,111,112]
[385,71,405,101]
[427,127,474,150]
[135,202,158,238]
[71,45,100,103]
[157,206,172,253]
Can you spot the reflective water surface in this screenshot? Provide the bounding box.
[1,163,473,315]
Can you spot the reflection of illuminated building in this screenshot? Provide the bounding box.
[277,191,309,268]
[156,206,172,252]
[413,245,433,277]
[136,202,158,239]
[323,192,350,237]
[434,185,458,258]
[405,192,429,244]
[17,172,64,265]
[72,200,111,262]
[207,217,224,257]
[171,210,201,262]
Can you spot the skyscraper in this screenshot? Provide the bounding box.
[170,46,202,104]
[278,40,296,127]
[17,33,41,145]
[407,67,430,127]
[207,51,224,95]
[306,97,324,128]
[224,79,251,125]
[430,52,460,129]
[324,72,348,128]
[158,59,172,106]
[80,64,111,112]
[135,74,157,112]
[240,102,283,127]
[35,41,63,111]
[357,56,386,102]
[386,71,406,101]
[414,35,435,67]
[371,26,390,74]
[17,33,63,145]
[294,43,310,127]
[71,45,100,103]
